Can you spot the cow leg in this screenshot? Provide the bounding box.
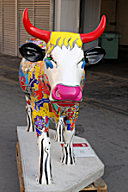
[55,116,64,143]
[25,94,34,132]
[35,116,53,185]
[61,125,75,165]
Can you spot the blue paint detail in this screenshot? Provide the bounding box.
[66,120,71,130]
[45,58,53,69]
[29,73,39,87]
[67,124,71,130]
[19,66,24,77]
[52,103,59,111]
[66,120,70,124]
[46,121,49,128]
[35,98,49,110]
[25,73,29,85]
[36,128,42,135]
[81,60,86,68]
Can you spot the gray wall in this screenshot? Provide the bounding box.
[54,0,80,32]
[81,0,101,50]
[54,0,101,50]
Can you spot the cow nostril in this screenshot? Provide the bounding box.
[52,86,61,100]
[56,88,61,98]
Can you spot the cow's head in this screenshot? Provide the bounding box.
[20,8,106,107]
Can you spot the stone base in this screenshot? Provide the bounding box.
[17,126,104,192]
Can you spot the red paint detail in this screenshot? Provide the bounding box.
[71,119,77,130]
[80,15,106,43]
[49,103,53,112]
[38,76,51,96]
[53,110,59,117]
[35,83,44,100]
[73,143,88,147]
[51,101,76,107]
[26,100,30,105]
[61,143,88,147]
[44,74,49,81]
[23,8,51,43]
[58,107,61,112]
[31,38,37,41]
[20,76,26,91]
[52,84,82,101]
[45,128,48,132]
[45,116,48,124]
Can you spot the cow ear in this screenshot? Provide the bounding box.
[19,43,45,62]
[84,46,105,65]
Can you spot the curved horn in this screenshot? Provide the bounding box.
[23,8,51,43]
[80,15,106,44]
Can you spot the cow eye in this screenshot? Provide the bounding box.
[47,55,57,65]
[77,58,85,68]
[47,55,53,60]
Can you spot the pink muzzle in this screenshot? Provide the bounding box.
[52,84,82,101]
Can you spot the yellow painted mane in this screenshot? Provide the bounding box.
[46,32,83,54]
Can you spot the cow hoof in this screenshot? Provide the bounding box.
[54,133,64,143]
[37,177,53,185]
[54,134,58,142]
[26,125,34,132]
[61,155,75,165]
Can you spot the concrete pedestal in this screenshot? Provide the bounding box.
[17,126,104,192]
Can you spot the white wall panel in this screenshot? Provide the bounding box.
[55,0,80,32]
[82,0,101,50]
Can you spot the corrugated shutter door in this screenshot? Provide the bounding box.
[3,0,16,56]
[34,0,51,31]
[0,0,51,56]
[0,0,2,52]
[18,0,34,49]
[18,0,51,56]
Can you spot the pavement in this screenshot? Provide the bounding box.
[0,50,128,192]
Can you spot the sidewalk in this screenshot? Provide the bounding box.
[0,52,128,192]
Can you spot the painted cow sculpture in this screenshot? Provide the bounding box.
[19,8,106,185]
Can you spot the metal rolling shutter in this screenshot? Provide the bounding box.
[0,0,51,56]
[0,0,2,52]
[18,0,51,56]
[3,0,17,56]
[18,0,34,50]
[34,0,51,31]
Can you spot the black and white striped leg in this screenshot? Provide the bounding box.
[61,129,75,165]
[55,116,64,143]
[61,143,75,165]
[26,106,34,132]
[37,133,53,185]
[25,95,34,132]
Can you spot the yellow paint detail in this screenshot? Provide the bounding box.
[46,32,83,54]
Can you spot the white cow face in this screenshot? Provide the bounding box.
[43,43,85,102]
[19,37,105,106]
[20,9,106,107]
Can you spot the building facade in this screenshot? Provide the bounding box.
[0,0,127,56]
[0,0,52,56]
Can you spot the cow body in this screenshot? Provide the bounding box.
[19,36,85,184]
[19,8,106,185]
